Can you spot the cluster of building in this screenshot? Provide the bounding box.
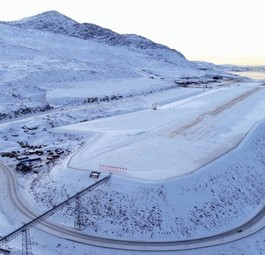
[1,147,65,172]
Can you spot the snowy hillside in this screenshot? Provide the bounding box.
[1,10,264,255]
[0,10,232,120]
[3,11,186,56]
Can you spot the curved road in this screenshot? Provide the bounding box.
[1,161,265,251]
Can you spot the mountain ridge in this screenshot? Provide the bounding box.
[0,10,229,120]
[2,10,186,58]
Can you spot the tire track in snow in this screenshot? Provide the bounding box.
[169,87,263,138]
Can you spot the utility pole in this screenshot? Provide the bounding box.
[22,228,32,255]
[74,195,85,230]
[0,175,110,253]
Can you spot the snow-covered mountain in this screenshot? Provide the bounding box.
[0,10,226,120]
[1,9,190,70]
[1,10,265,255]
[3,11,185,55]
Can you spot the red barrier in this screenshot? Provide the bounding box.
[98,164,127,174]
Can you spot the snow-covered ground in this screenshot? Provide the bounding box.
[1,77,265,255]
[1,11,265,255]
[54,82,265,180]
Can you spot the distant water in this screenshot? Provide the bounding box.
[230,71,265,80]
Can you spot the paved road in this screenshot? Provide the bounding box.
[1,161,265,251]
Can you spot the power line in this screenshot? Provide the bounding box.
[0,175,111,252]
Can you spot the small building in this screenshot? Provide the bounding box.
[55,148,64,154]
[47,154,60,160]
[16,156,29,161]
[16,162,31,172]
[21,157,41,163]
[90,171,100,179]
[1,152,16,158]
[27,149,43,155]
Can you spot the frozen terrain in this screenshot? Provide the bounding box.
[56,83,265,180]
[0,10,265,255]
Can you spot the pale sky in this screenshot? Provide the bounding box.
[0,0,264,66]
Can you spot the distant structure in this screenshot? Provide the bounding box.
[151,103,157,110]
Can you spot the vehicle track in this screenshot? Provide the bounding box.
[169,87,263,138]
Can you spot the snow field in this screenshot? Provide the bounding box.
[0,13,265,253]
[57,83,265,180]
